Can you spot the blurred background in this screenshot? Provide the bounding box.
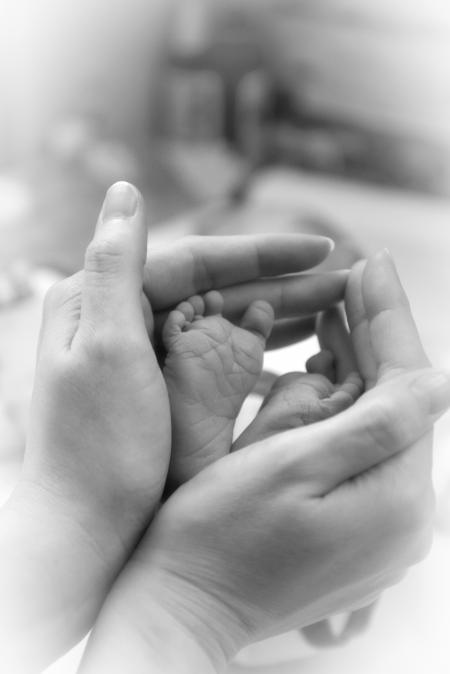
[1,1,450,673]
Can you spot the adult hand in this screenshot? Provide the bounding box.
[145,234,349,351]
[0,181,344,673]
[0,182,171,672]
[78,251,450,674]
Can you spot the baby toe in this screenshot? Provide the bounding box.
[176,300,196,323]
[319,372,364,417]
[162,308,191,350]
[338,372,365,403]
[187,295,205,317]
[306,350,335,382]
[204,290,224,316]
[240,300,275,342]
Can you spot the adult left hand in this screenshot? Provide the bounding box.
[0,181,172,673]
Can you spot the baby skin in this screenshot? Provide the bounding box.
[163,293,363,488]
[163,291,274,487]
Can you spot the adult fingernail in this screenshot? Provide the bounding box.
[323,237,335,253]
[374,248,404,288]
[101,182,138,221]
[376,248,399,271]
[410,370,450,416]
[351,258,367,273]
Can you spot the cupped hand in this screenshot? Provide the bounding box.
[79,251,450,674]
[22,182,170,545]
[0,182,171,672]
[0,181,346,673]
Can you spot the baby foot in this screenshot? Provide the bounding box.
[163,291,274,487]
[233,351,363,451]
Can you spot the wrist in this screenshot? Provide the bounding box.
[0,481,131,671]
[81,577,222,674]
[8,477,131,571]
[81,556,248,674]
[130,547,255,670]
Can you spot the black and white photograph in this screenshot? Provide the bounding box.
[1,1,450,673]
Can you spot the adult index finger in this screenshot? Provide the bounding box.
[144,234,335,311]
[152,272,348,349]
[220,271,349,321]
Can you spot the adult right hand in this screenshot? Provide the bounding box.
[79,251,450,674]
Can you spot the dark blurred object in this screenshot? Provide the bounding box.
[156,0,260,202]
[157,0,450,197]
[160,0,262,145]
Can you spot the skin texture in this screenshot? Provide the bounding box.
[162,291,362,488]
[79,251,450,674]
[161,294,367,649]
[146,235,350,352]
[163,291,274,487]
[0,183,346,672]
[234,308,363,451]
[0,182,171,672]
[1,182,447,674]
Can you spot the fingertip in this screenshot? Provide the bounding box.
[362,251,407,314]
[322,237,335,254]
[348,259,367,287]
[306,350,335,379]
[409,369,450,418]
[374,248,393,264]
[99,182,140,224]
[95,182,147,256]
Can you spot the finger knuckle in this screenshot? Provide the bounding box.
[44,274,82,315]
[363,400,398,456]
[43,280,66,311]
[85,238,123,274]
